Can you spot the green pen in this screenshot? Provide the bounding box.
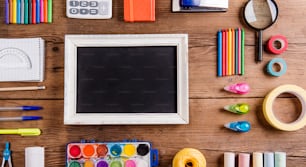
[47,0,52,23]
[24,0,28,24]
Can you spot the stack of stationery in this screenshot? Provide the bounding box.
[217,28,245,77]
[0,38,45,82]
[5,0,52,24]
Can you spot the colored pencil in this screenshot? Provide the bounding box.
[21,0,24,24]
[40,0,44,22]
[222,30,226,76]
[44,0,47,22]
[36,0,40,23]
[24,0,28,24]
[17,0,21,23]
[228,29,232,75]
[235,29,239,75]
[12,0,17,23]
[225,29,228,76]
[5,0,9,24]
[241,29,245,75]
[238,28,241,74]
[231,28,235,75]
[47,0,52,23]
[28,0,32,24]
[217,30,222,77]
[32,0,36,24]
[10,0,13,23]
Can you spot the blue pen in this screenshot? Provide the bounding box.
[217,30,222,77]
[0,106,43,111]
[0,116,42,121]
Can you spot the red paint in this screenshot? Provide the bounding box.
[69,145,81,157]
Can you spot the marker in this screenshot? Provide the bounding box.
[0,86,45,91]
[0,128,41,136]
[0,116,42,121]
[47,0,52,23]
[0,106,42,111]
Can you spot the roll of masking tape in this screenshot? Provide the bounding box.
[173,148,206,167]
[266,58,287,77]
[263,84,306,131]
[266,35,288,54]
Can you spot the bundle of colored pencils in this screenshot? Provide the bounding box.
[217,28,245,77]
[5,0,52,24]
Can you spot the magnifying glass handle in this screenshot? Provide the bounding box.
[257,30,263,62]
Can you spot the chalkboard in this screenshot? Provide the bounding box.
[64,34,188,124]
[77,46,177,114]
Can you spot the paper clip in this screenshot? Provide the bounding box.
[1,142,12,167]
[224,83,250,95]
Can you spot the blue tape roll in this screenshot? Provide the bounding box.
[266,58,287,77]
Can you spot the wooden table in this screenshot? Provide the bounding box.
[1,0,306,166]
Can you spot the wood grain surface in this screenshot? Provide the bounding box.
[1,0,306,166]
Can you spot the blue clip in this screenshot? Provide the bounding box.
[224,121,251,132]
[1,142,12,167]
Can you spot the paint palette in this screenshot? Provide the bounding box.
[66,141,159,167]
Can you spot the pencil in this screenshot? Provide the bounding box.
[32,0,36,24]
[24,0,28,24]
[0,86,45,92]
[47,0,52,23]
[231,28,235,75]
[12,0,17,23]
[225,29,228,76]
[222,30,226,76]
[235,28,239,75]
[228,29,232,75]
[17,0,21,24]
[44,0,47,22]
[40,0,44,22]
[217,30,222,77]
[241,29,245,75]
[238,28,241,74]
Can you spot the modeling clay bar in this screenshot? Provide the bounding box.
[66,140,159,167]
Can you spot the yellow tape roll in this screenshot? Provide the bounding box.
[263,84,306,131]
[173,148,206,167]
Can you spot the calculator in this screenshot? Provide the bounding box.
[66,0,112,19]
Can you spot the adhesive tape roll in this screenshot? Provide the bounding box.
[263,84,306,131]
[173,148,206,167]
[266,35,288,54]
[266,58,287,77]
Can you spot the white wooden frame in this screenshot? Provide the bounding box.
[64,34,189,125]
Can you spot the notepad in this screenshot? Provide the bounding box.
[0,38,45,82]
[124,0,155,22]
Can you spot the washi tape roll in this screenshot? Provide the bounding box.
[263,84,306,131]
[266,35,288,54]
[266,58,287,77]
[173,148,206,167]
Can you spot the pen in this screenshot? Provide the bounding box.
[0,116,42,121]
[0,106,42,111]
[0,128,41,136]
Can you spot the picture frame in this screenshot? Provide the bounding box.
[64,34,189,125]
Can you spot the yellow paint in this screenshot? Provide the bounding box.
[123,144,136,156]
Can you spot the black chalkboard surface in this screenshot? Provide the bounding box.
[76,46,177,114]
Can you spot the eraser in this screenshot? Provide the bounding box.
[238,153,250,167]
[253,152,263,167]
[224,152,235,167]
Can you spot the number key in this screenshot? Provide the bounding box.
[90,1,98,7]
[80,1,89,7]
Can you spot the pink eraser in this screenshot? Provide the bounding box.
[238,153,250,167]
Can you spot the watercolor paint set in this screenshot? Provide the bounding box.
[66,141,159,167]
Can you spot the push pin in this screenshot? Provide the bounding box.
[1,142,12,167]
[224,83,250,95]
[224,103,250,114]
[224,121,251,132]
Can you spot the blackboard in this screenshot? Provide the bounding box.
[64,34,188,124]
[77,46,177,114]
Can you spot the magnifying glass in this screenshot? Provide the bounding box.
[243,0,278,62]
